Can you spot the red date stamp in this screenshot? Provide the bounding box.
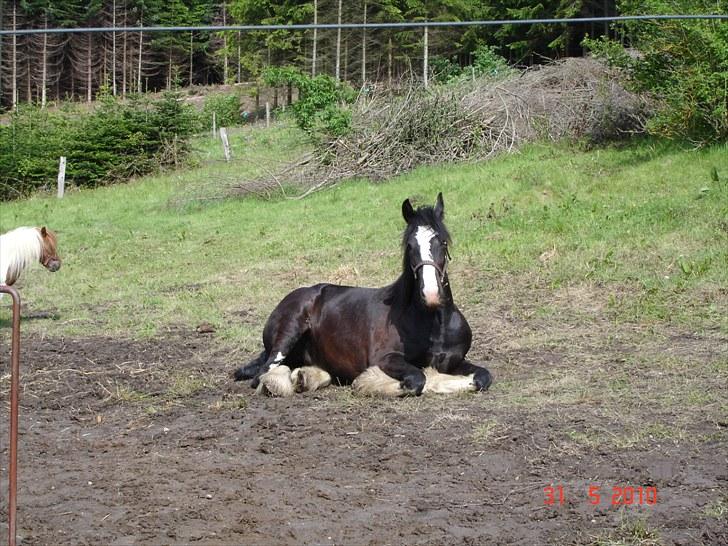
[544,485,658,506]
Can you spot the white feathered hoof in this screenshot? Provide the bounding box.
[256,365,294,397]
[291,366,332,393]
[351,366,404,397]
[422,367,476,394]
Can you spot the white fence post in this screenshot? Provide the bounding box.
[265,102,270,128]
[57,156,66,198]
[219,127,231,161]
[212,111,217,139]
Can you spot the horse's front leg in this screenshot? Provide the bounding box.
[352,354,426,396]
[433,355,492,392]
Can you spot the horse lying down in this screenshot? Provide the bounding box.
[234,193,492,397]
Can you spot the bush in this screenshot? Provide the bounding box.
[262,67,356,140]
[583,1,728,144]
[200,93,242,130]
[0,106,70,198]
[432,45,512,84]
[0,92,197,200]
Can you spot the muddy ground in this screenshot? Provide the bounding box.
[1,297,727,545]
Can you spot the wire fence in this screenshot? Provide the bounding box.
[1,14,728,36]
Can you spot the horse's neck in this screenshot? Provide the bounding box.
[0,229,41,285]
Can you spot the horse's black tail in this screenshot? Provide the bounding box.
[233,350,268,381]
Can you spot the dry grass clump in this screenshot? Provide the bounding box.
[234,57,651,198]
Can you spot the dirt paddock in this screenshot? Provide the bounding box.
[1,301,727,545]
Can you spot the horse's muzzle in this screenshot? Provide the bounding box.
[45,259,61,272]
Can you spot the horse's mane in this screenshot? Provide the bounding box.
[0,227,42,285]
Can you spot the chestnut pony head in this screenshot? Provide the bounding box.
[38,227,61,272]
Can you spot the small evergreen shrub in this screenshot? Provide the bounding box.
[0,92,197,200]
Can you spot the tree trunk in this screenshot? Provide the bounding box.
[87,34,92,102]
[344,37,348,81]
[335,0,342,80]
[361,1,367,84]
[237,31,241,83]
[387,37,392,87]
[137,29,143,94]
[26,56,31,103]
[122,8,127,96]
[222,2,229,83]
[189,32,194,86]
[12,2,17,109]
[112,0,117,95]
[41,11,48,107]
[167,47,172,90]
[311,0,317,77]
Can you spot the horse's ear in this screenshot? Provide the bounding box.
[434,192,444,220]
[40,226,48,237]
[402,199,415,223]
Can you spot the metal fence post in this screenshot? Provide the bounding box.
[1,285,21,546]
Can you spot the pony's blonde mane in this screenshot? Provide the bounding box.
[0,227,43,285]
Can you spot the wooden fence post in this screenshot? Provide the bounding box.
[212,111,217,139]
[57,156,66,198]
[219,127,231,161]
[265,102,270,128]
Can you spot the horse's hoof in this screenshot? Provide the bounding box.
[256,365,295,397]
[473,368,492,391]
[400,373,426,396]
[291,368,306,393]
[235,359,267,381]
[292,366,332,393]
[233,366,252,381]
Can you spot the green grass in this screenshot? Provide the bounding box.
[1,125,727,349]
[592,516,662,546]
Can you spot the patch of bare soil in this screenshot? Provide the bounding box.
[0,311,726,545]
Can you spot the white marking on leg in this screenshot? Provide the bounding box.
[352,366,404,397]
[270,351,285,368]
[415,226,440,306]
[422,367,476,394]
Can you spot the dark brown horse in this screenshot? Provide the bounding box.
[234,193,492,396]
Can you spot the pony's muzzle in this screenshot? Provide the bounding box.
[45,259,61,272]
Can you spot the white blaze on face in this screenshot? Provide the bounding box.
[415,226,440,307]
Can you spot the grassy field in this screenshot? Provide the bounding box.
[1,124,727,544]
[1,124,726,346]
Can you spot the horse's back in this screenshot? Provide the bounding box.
[265,282,386,381]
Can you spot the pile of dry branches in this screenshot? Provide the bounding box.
[233,57,651,198]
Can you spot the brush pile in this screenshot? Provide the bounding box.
[233,57,651,198]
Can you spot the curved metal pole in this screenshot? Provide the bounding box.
[0,285,21,546]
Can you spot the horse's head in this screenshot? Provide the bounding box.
[38,227,61,272]
[402,193,451,309]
